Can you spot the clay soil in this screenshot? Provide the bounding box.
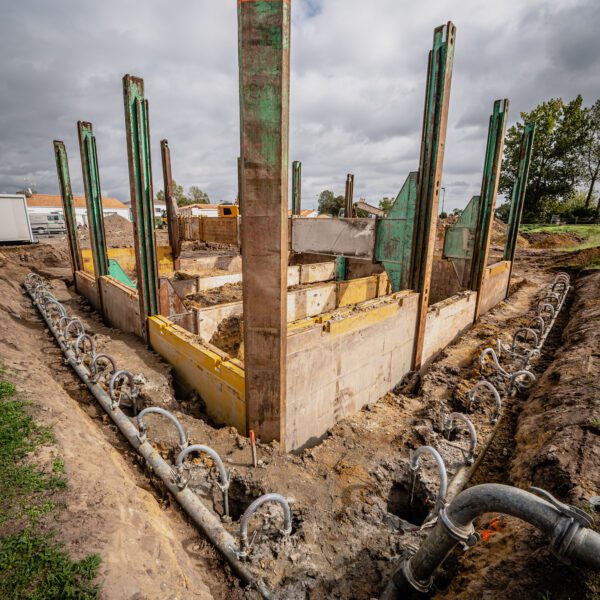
[0,238,599,599]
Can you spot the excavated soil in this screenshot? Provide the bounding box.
[186,283,243,308]
[1,239,599,599]
[522,230,585,249]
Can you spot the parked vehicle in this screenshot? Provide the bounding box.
[0,194,35,243]
[29,212,66,235]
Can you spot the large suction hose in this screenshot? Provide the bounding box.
[381,483,600,598]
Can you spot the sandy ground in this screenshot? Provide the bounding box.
[1,236,599,599]
[0,244,240,600]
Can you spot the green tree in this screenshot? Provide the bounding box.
[500,96,588,222]
[379,197,394,214]
[317,190,344,216]
[188,186,210,204]
[155,180,187,206]
[582,99,600,212]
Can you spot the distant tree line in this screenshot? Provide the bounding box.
[499,95,600,223]
[155,180,210,207]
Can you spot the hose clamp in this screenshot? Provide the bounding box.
[439,505,480,549]
[398,551,433,593]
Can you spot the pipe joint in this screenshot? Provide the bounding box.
[400,553,433,594]
[438,505,479,549]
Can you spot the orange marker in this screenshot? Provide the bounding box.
[250,430,257,468]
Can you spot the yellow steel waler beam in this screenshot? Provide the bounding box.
[148,316,246,434]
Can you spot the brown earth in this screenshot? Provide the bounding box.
[522,230,584,248]
[1,239,599,599]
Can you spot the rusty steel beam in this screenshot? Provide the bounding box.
[53,140,83,274]
[344,173,355,217]
[504,122,536,294]
[160,140,181,271]
[292,160,301,215]
[123,74,160,335]
[238,0,290,444]
[472,99,509,319]
[77,121,109,279]
[411,22,456,369]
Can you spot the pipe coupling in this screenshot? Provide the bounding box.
[399,551,433,593]
[439,505,480,549]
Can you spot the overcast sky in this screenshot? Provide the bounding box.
[1,0,599,213]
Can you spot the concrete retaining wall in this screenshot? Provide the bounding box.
[148,316,246,433]
[284,292,419,451]
[196,273,391,341]
[98,276,144,338]
[478,261,511,317]
[74,271,100,310]
[421,291,477,365]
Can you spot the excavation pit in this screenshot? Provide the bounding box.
[386,479,432,527]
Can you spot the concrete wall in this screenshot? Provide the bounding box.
[196,273,391,341]
[148,316,246,433]
[98,276,144,338]
[180,255,242,273]
[74,271,100,310]
[477,260,511,317]
[421,291,477,365]
[284,292,419,451]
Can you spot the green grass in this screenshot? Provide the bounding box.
[0,366,101,598]
[520,224,600,250]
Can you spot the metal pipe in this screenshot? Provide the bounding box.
[175,444,230,518]
[137,406,189,450]
[409,446,448,519]
[467,380,502,424]
[444,413,477,464]
[24,279,274,599]
[381,484,600,598]
[238,493,292,557]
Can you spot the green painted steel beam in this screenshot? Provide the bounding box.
[410,22,455,294]
[77,121,109,279]
[53,140,83,273]
[504,122,536,263]
[410,22,456,368]
[376,172,418,291]
[123,74,160,322]
[292,160,301,215]
[238,0,290,444]
[470,99,509,292]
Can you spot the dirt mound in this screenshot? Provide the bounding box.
[553,245,600,269]
[186,283,242,308]
[522,230,584,248]
[209,315,243,360]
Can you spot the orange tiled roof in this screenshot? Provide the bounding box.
[27,194,127,210]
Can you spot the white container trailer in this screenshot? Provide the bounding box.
[0,194,35,243]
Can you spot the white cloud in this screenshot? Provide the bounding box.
[0,0,599,213]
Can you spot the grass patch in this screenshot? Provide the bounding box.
[0,366,101,598]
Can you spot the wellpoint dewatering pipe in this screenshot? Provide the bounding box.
[24,281,274,600]
[381,483,600,599]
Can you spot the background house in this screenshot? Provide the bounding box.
[26,194,129,225]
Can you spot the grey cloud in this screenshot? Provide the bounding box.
[1,0,599,215]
